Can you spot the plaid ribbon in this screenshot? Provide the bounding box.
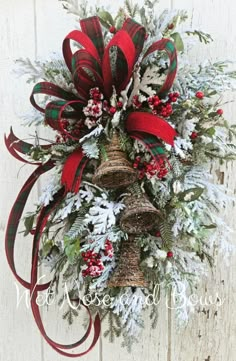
[5,161,54,290]
[143,38,177,97]
[4,127,51,165]
[126,111,176,144]
[126,111,176,163]
[61,148,89,193]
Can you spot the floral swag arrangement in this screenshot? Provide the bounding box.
[5,0,236,357]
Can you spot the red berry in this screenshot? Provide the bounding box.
[195,91,204,99]
[217,108,224,115]
[156,231,161,237]
[190,131,198,139]
[117,101,123,108]
[109,26,116,34]
[109,106,117,115]
[167,251,174,258]
[154,100,161,107]
[168,23,174,30]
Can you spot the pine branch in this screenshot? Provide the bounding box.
[103,311,122,342]
[124,0,139,17]
[186,30,213,44]
[63,307,79,325]
[159,219,174,248]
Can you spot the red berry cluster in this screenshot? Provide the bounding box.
[148,92,179,118]
[55,119,85,143]
[81,250,104,277]
[104,240,113,258]
[168,92,180,103]
[133,157,168,180]
[55,120,70,143]
[71,121,84,138]
[132,95,142,109]
[81,240,113,278]
[90,87,104,101]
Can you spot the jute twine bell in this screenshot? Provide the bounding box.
[120,189,161,234]
[92,132,137,189]
[107,235,147,288]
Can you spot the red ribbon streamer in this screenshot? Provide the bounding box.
[126,112,177,146]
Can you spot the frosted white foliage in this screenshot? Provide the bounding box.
[111,110,121,127]
[176,58,236,96]
[173,180,183,194]
[79,124,104,143]
[139,66,166,96]
[38,169,62,206]
[85,195,125,234]
[20,107,44,126]
[14,58,45,81]
[82,138,100,159]
[113,288,146,336]
[174,137,193,159]
[60,0,99,20]
[155,249,167,259]
[53,193,80,220]
[178,117,199,139]
[53,184,96,221]
[120,78,133,110]
[79,183,95,203]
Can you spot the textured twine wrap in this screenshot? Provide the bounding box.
[93,132,137,189]
[120,191,161,234]
[108,235,147,287]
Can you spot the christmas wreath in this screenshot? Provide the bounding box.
[5,0,236,356]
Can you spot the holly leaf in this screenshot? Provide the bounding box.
[208,112,218,117]
[178,187,204,202]
[206,127,216,137]
[65,238,80,263]
[171,32,184,52]
[42,239,54,257]
[202,224,217,229]
[24,214,35,236]
[98,11,114,29]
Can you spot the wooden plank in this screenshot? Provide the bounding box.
[0,0,43,360]
[170,1,236,360]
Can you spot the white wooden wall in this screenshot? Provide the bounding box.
[1,1,236,360]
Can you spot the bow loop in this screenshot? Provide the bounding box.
[80,16,104,61]
[45,99,84,140]
[63,29,101,72]
[72,49,103,98]
[102,30,136,97]
[142,38,177,97]
[122,18,146,61]
[30,82,79,113]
